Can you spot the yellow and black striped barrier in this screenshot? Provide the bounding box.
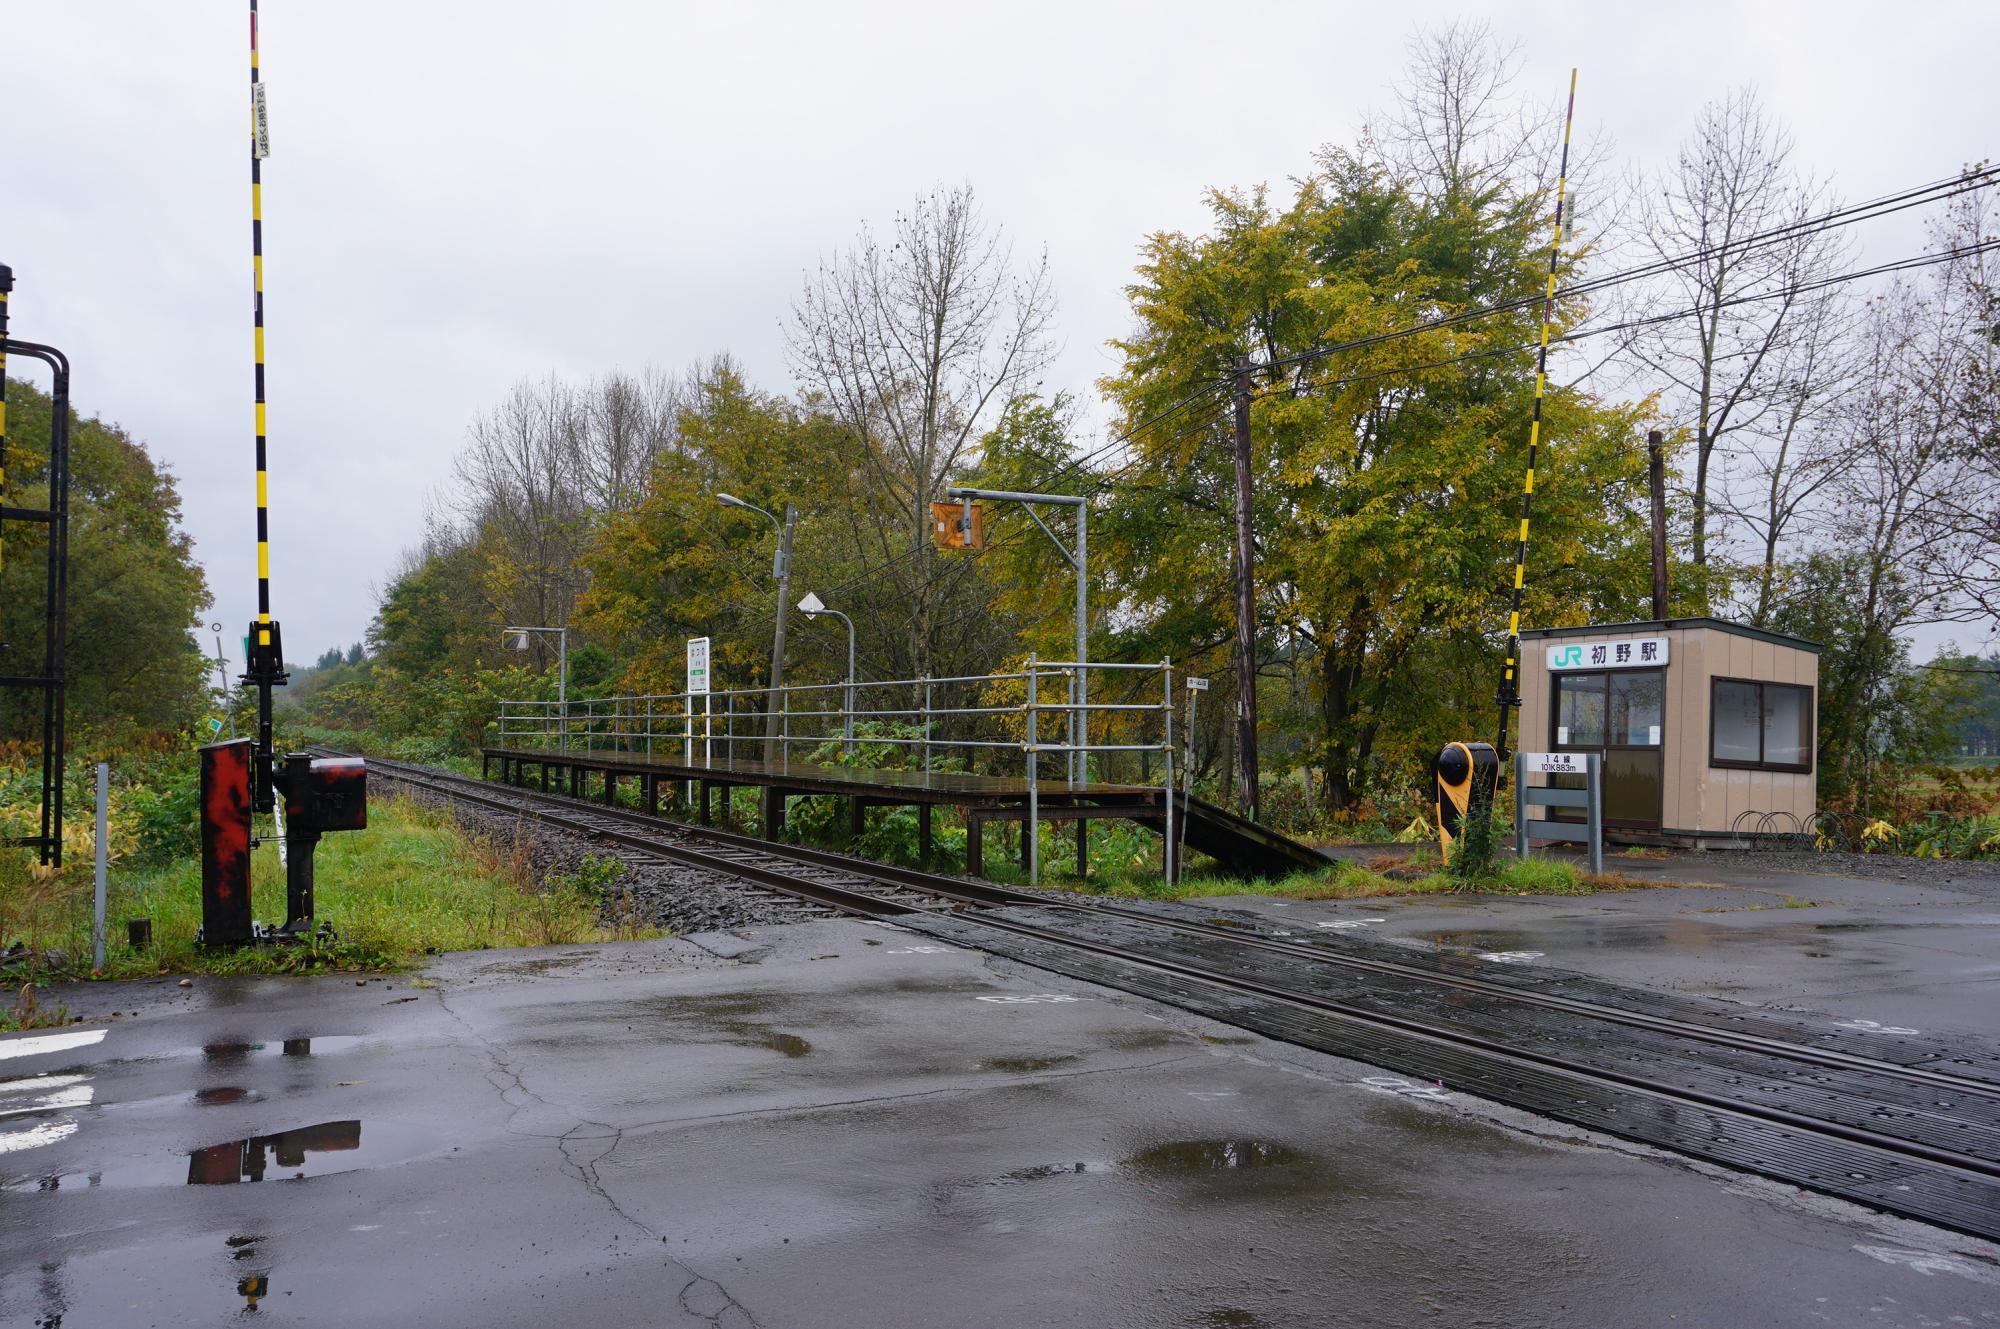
[1492,68,1578,761]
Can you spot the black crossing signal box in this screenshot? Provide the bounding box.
[1434,741,1499,863]
[198,744,367,944]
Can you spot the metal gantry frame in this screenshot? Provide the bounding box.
[495,658,1181,885]
[0,263,74,868]
[944,486,1089,783]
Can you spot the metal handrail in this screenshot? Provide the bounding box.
[491,660,1184,886]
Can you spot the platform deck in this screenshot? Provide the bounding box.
[479,746,1327,880]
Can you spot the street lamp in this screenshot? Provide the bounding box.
[716,492,797,761]
[798,592,856,757]
[503,625,568,750]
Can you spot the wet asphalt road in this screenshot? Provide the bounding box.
[4,891,2000,1327]
[1273,853,2000,1040]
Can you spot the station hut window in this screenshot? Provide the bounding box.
[1710,678,1813,773]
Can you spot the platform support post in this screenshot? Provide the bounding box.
[1025,656,1039,884]
[967,814,983,878]
[849,796,865,840]
[604,771,617,806]
[699,781,712,826]
[918,803,932,866]
[1076,819,1087,880]
[763,787,785,840]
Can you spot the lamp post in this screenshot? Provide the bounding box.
[716,493,796,761]
[503,625,567,750]
[798,592,856,757]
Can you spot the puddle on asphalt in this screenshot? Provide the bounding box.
[971,1139,1317,1191]
[620,994,816,1059]
[1102,1028,1185,1052]
[6,1117,440,1192]
[980,1054,1079,1073]
[1366,1098,1548,1158]
[197,1036,366,1064]
[756,1033,813,1058]
[193,1087,263,1107]
[1124,1139,1311,1174]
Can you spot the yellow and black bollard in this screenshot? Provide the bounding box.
[1434,741,1498,866]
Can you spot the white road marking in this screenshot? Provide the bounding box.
[0,1074,87,1095]
[975,994,1083,1004]
[1315,918,1386,931]
[0,1085,93,1120]
[886,946,957,955]
[0,1118,80,1153]
[1836,1018,1921,1037]
[1479,951,1545,964]
[1361,1076,1452,1101]
[1853,1246,2000,1286]
[0,1030,105,1061]
[1187,1091,1239,1102]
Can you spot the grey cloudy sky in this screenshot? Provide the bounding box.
[4,1,1996,664]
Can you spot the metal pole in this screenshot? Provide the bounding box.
[92,763,107,971]
[1586,753,1604,876]
[1074,501,1087,785]
[557,628,568,753]
[1181,679,1196,873]
[1514,752,1528,863]
[1230,354,1260,822]
[843,612,855,756]
[0,262,10,581]
[921,678,932,776]
[764,504,797,759]
[1025,656,1039,885]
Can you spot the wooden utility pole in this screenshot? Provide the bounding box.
[1230,356,1260,822]
[1647,430,1670,620]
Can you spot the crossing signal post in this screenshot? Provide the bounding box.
[195,3,368,945]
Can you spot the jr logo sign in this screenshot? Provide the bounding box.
[1545,637,1669,672]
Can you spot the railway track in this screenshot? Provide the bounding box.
[353,751,2000,1242]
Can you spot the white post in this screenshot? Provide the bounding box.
[93,762,108,971]
[1161,660,1175,884]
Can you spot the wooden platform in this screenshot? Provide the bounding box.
[480,747,1327,880]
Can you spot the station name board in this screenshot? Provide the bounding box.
[1545,636,1668,672]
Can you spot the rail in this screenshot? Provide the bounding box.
[494,658,1188,884]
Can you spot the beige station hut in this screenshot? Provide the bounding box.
[1516,618,1821,847]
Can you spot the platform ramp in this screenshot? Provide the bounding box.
[1138,792,1329,879]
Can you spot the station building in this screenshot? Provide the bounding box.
[1516,617,1821,846]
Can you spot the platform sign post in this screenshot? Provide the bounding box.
[687,637,711,796]
[1514,751,1603,875]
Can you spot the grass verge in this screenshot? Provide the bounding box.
[0,795,657,1009]
[1039,851,1646,903]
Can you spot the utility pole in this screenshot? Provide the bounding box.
[765,503,797,760]
[1230,355,1260,822]
[1647,429,1670,620]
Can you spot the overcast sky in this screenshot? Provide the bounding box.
[4,1,1996,665]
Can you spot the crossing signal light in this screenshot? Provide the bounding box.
[931,499,984,550]
[1434,740,1498,863]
